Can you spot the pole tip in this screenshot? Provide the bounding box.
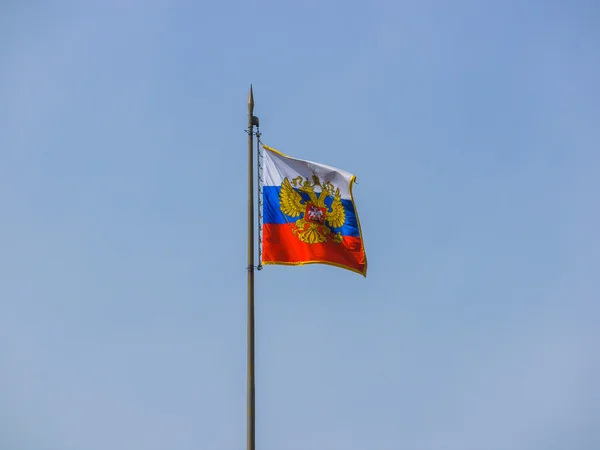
[248,85,255,113]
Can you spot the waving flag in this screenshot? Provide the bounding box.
[261,145,367,276]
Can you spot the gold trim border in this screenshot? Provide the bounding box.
[261,260,366,277]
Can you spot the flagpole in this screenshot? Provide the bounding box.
[247,85,258,450]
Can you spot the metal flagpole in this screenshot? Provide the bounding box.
[247,85,258,450]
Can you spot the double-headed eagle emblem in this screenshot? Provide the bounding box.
[279,173,345,244]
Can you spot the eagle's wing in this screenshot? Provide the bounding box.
[326,188,346,229]
[279,178,305,217]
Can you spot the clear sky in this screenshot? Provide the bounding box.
[1,1,599,449]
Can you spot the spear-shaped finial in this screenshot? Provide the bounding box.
[248,85,254,114]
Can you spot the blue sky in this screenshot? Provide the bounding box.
[1,1,599,449]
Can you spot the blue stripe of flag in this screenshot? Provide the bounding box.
[262,185,360,237]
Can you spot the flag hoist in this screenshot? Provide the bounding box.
[245,86,367,450]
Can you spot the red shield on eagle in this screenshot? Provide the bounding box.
[305,203,326,224]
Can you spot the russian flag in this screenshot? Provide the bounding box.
[261,145,367,276]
